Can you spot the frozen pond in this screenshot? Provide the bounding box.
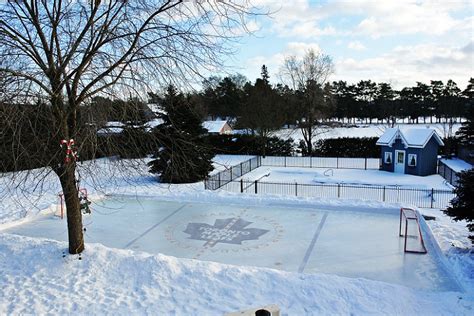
[1,196,460,292]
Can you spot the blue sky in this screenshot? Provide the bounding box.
[220,0,473,90]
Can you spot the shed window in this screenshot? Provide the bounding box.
[384,152,392,164]
[408,154,417,167]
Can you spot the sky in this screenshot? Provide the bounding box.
[220,0,473,90]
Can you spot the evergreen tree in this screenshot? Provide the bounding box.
[456,107,474,149]
[238,65,285,156]
[148,85,214,183]
[444,169,474,245]
[462,78,474,100]
[261,64,270,83]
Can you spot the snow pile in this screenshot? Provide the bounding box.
[0,233,472,315]
[420,208,474,292]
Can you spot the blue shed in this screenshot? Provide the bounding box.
[376,128,444,176]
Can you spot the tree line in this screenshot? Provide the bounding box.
[198,73,473,126]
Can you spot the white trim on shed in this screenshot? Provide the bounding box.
[376,128,444,148]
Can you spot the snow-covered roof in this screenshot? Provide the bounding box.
[203,120,230,133]
[376,128,444,148]
[147,103,166,115]
[440,158,472,173]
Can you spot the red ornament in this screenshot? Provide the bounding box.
[60,139,77,163]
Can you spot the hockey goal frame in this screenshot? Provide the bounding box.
[399,207,427,254]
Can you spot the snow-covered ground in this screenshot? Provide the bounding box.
[0,155,473,314]
[273,123,462,142]
[241,166,451,190]
[2,233,472,315]
[212,155,255,173]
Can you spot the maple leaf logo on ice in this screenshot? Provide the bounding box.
[183,218,269,247]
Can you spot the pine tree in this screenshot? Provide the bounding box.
[456,107,473,149]
[444,169,474,245]
[148,85,214,183]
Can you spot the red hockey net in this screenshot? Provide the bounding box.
[399,207,427,254]
[55,188,88,219]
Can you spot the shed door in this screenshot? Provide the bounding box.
[394,150,405,174]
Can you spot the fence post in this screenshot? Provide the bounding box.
[383,186,386,202]
[240,179,244,193]
[218,172,221,189]
[337,183,341,198]
[310,156,312,168]
[230,166,233,180]
[255,180,258,194]
[240,162,243,177]
[431,188,434,208]
[250,158,252,171]
[450,169,453,185]
[337,157,339,169]
[285,156,287,167]
[365,158,367,170]
[295,182,298,197]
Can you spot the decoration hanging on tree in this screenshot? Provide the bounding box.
[60,139,78,163]
[79,194,92,214]
[78,188,91,215]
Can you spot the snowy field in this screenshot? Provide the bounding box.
[274,123,463,141]
[0,155,473,314]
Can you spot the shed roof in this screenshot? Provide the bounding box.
[203,120,230,133]
[376,128,444,148]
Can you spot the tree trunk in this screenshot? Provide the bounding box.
[57,164,84,254]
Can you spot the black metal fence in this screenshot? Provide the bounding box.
[260,156,380,170]
[205,156,261,190]
[209,179,455,209]
[438,160,460,186]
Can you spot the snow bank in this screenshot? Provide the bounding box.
[0,233,472,315]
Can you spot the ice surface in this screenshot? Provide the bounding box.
[3,196,460,292]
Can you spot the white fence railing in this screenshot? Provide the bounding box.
[260,156,380,170]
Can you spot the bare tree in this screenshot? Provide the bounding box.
[280,49,334,155]
[0,1,263,254]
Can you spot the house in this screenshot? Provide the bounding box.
[203,120,233,135]
[376,128,444,176]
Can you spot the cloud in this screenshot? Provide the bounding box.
[245,42,323,80]
[335,41,473,88]
[255,0,471,39]
[347,41,366,51]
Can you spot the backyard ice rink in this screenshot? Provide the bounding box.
[3,195,461,292]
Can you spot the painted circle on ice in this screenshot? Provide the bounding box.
[165,211,284,253]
